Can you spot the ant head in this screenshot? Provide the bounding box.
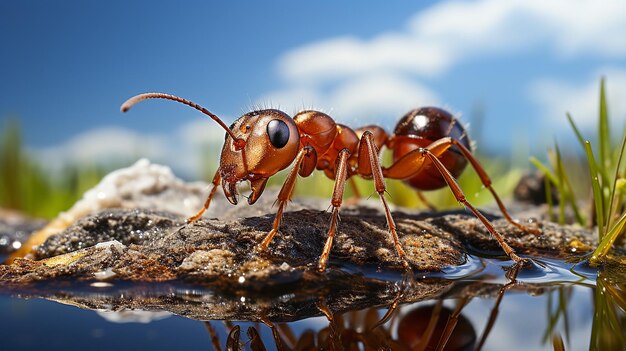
[121,93,300,205]
[219,109,300,205]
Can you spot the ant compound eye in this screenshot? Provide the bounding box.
[267,119,290,148]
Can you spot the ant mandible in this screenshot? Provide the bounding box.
[121,93,540,272]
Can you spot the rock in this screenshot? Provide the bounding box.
[0,209,46,259]
[8,159,213,261]
[1,202,595,289]
[0,160,600,286]
[1,160,598,290]
[514,172,559,205]
[0,160,602,323]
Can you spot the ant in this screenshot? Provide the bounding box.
[121,93,540,272]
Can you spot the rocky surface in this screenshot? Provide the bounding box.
[1,159,598,286]
[1,203,595,287]
[0,160,602,322]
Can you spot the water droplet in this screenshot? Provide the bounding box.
[90,282,113,288]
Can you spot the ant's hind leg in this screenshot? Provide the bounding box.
[423,149,524,263]
[187,170,222,224]
[450,140,541,235]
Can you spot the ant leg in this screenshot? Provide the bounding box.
[258,147,312,251]
[417,190,438,211]
[259,316,288,351]
[435,295,472,351]
[385,138,539,233]
[476,280,516,351]
[318,149,350,272]
[203,322,223,351]
[344,177,362,206]
[420,300,445,350]
[422,148,524,263]
[449,139,541,235]
[357,131,409,268]
[187,170,221,224]
[225,325,241,350]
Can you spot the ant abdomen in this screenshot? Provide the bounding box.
[391,107,471,190]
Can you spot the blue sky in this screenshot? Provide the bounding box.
[1,0,625,177]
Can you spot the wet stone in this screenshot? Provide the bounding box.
[0,200,596,292]
[35,209,180,259]
[0,160,604,324]
[0,161,598,295]
[0,209,46,258]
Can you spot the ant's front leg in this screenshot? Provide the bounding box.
[187,169,222,224]
[257,146,313,251]
[318,149,351,272]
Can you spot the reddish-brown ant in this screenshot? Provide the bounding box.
[121,93,539,271]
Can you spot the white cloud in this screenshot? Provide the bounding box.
[279,35,450,83]
[328,74,440,126]
[529,68,626,131]
[278,0,626,82]
[256,73,440,128]
[34,127,169,167]
[32,119,229,178]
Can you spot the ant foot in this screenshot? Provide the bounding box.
[255,244,267,254]
[185,217,200,226]
[317,259,328,273]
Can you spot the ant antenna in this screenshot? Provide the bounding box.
[121,93,246,149]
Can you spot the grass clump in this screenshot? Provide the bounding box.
[532,78,625,265]
[0,119,108,219]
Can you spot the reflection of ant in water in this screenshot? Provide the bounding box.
[205,263,527,350]
[122,93,540,271]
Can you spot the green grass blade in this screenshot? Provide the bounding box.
[529,157,558,184]
[562,172,587,226]
[590,212,626,265]
[606,134,626,230]
[566,112,586,148]
[584,141,605,239]
[598,77,611,171]
[545,175,555,222]
[554,147,587,226]
[555,143,566,224]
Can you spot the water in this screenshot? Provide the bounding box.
[0,256,624,351]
